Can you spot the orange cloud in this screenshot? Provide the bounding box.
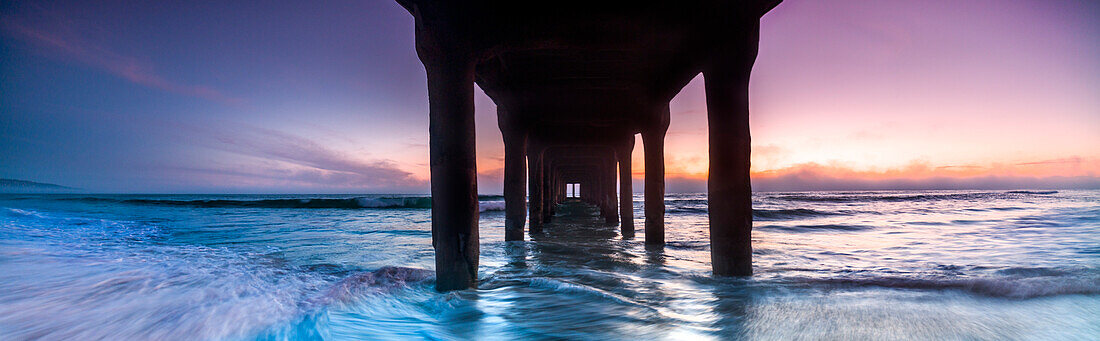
[469,155,1100,193]
[746,156,1100,181]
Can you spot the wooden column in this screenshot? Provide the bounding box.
[501,120,527,241]
[605,155,619,225]
[559,176,565,202]
[542,156,554,223]
[704,20,759,276]
[596,166,607,218]
[643,105,669,245]
[618,138,635,238]
[582,177,591,203]
[417,26,479,291]
[528,144,544,234]
[551,170,559,215]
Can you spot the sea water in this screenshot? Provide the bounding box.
[0,190,1097,340]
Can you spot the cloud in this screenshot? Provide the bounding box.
[1015,157,1084,166]
[751,173,1100,192]
[650,157,1100,192]
[659,174,1100,193]
[748,158,1100,191]
[935,165,983,170]
[181,123,429,192]
[476,166,505,194]
[0,5,242,105]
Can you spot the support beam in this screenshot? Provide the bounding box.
[582,178,591,203]
[542,156,554,223]
[502,122,527,241]
[395,0,781,288]
[704,21,759,276]
[643,105,669,245]
[528,144,544,234]
[618,138,635,237]
[598,165,609,220]
[605,156,619,225]
[420,37,479,291]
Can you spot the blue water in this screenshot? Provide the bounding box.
[1,190,1098,340]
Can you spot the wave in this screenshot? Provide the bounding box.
[771,192,1002,203]
[665,240,710,250]
[772,190,1063,203]
[0,209,328,340]
[125,197,432,209]
[754,208,845,220]
[666,206,848,220]
[1006,190,1058,195]
[479,201,506,212]
[3,207,43,218]
[666,206,708,214]
[319,267,433,305]
[797,269,1100,298]
[506,277,661,315]
[66,196,508,211]
[757,224,875,232]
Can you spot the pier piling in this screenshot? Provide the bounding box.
[396,0,780,290]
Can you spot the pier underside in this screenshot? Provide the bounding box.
[395,0,781,291]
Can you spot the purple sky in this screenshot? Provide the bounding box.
[1,0,1097,193]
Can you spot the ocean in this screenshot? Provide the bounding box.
[0,190,1097,340]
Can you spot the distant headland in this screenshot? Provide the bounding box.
[0,179,79,193]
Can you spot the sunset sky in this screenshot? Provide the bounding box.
[2,0,1098,193]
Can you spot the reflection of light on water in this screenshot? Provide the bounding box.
[667,327,718,340]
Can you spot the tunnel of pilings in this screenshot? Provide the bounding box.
[395,0,782,291]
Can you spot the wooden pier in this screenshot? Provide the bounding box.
[395,0,782,291]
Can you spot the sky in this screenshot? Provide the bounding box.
[1,0,1098,193]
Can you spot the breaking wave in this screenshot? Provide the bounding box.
[0,208,445,340]
[479,200,506,212]
[754,208,844,220]
[318,267,434,305]
[0,209,324,340]
[1006,190,1058,195]
[756,223,876,232]
[666,206,848,220]
[66,196,508,211]
[769,190,1062,203]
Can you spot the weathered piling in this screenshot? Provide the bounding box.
[500,111,527,241]
[643,107,669,245]
[604,156,619,225]
[705,13,763,277]
[528,143,544,235]
[618,138,635,237]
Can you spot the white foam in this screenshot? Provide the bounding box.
[479,201,506,212]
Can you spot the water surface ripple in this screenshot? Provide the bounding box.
[1,190,1097,340]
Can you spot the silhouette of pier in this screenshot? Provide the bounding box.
[395,0,782,291]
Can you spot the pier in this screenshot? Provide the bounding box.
[396,0,782,291]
